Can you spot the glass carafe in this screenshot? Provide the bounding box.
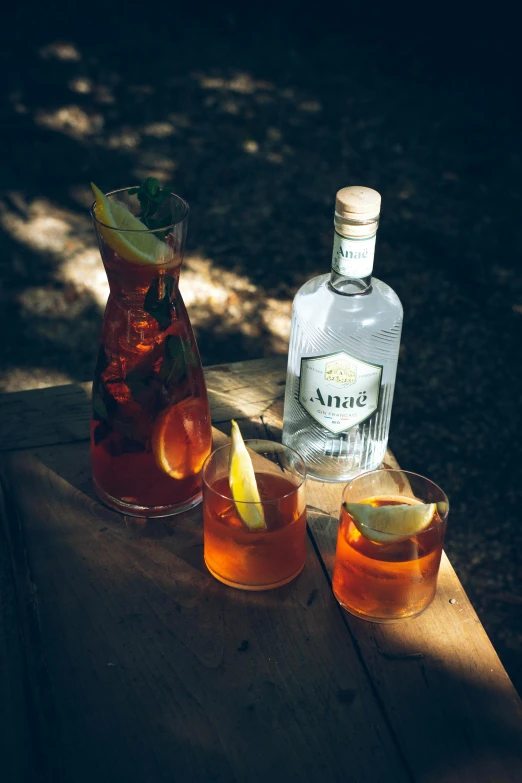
[90,187,211,517]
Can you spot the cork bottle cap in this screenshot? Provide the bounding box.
[335,186,381,221]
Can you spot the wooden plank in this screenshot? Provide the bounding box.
[226,406,522,780]
[0,382,92,452]
[0,469,39,782]
[0,358,287,452]
[252,425,522,780]
[2,359,522,780]
[205,356,287,422]
[307,492,522,782]
[259,407,522,780]
[0,439,409,783]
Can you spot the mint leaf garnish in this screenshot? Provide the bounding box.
[93,420,112,446]
[93,393,109,421]
[160,335,186,383]
[159,334,199,391]
[125,368,150,398]
[144,275,175,330]
[92,347,119,443]
[128,177,172,230]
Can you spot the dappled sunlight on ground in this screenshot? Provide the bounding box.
[1,32,324,393]
[39,41,82,61]
[36,104,105,139]
[182,255,292,355]
[60,248,108,305]
[0,189,294,393]
[1,8,522,689]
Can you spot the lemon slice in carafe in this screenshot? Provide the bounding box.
[91,183,170,265]
[228,420,267,531]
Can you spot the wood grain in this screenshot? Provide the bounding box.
[0,470,39,782]
[0,442,408,783]
[305,481,522,782]
[262,404,522,782]
[0,382,91,451]
[0,357,287,452]
[1,359,522,782]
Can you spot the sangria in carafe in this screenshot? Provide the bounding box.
[90,180,211,517]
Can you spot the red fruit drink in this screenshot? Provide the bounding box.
[91,186,211,517]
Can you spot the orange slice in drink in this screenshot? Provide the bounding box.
[152,397,211,479]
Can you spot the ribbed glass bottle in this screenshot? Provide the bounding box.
[282,187,403,482]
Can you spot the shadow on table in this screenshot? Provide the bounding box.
[10,379,228,551]
[3,445,522,782]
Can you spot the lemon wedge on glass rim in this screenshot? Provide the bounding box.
[91,183,170,265]
[343,501,437,544]
[228,420,267,531]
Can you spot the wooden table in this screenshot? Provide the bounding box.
[1,357,521,783]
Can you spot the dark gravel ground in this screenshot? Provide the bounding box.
[2,4,521,692]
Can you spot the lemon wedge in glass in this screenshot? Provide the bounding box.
[91,183,169,265]
[343,501,437,544]
[228,420,267,531]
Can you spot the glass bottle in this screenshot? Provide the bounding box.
[91,187,212,516]
[282,186,403,482]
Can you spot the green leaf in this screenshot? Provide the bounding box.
[93,392,109,421]
[91,347,119,445]
[160,335,186,383]
[93,420,112,446]
[94,346,110,377]
[145,177,159,196]
[125,377,149,397]
[159,334,199,390]
[143,276,175,330]
[125,364,153,397]
[127,178,172,230]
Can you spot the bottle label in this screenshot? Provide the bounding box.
[298,351,382,434]
[331,232,376,277]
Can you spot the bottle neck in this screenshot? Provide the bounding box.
[329,214,379,296]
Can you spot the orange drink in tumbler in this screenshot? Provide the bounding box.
[333,470,448,622]
[203,426,307,590]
